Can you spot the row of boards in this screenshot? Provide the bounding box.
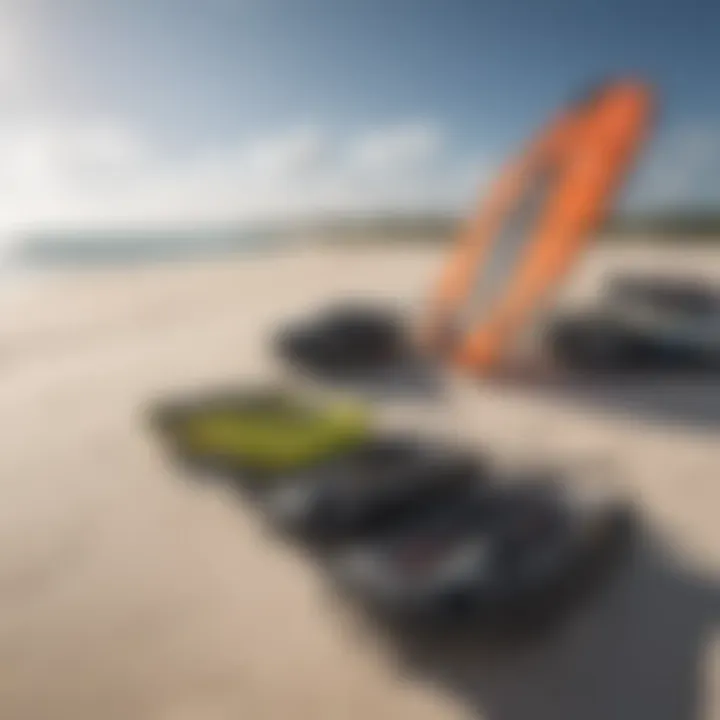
[422,79,655,373]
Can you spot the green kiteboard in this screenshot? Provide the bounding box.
[150,388,370,478]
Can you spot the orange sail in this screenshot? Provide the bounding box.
[424,79,655,373]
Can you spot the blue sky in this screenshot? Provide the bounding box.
[1,0,719,232]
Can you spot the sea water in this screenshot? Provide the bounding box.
[4,227,286,271]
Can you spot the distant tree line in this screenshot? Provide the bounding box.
[607,210,720,238]
[303,210,720,244]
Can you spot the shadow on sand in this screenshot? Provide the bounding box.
[281,354,448,402]
[498,367,720,432]
[558,374,720,431]
[355,521,720,720]
[166,423,720,720]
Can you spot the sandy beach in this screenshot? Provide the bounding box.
[0,240,719,720]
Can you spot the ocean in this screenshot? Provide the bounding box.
[4,228,287,271]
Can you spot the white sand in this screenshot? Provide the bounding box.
[0,241,718,720]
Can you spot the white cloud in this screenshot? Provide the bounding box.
[6,109,716,244]
[349,123,443,174]
[0,118,488,240]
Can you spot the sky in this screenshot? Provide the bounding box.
[0,0,719,235]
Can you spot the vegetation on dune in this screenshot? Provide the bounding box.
[301,211,720,244]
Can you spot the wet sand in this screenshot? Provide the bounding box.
[0,241,719,720]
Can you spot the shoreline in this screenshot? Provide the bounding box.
[5,230,720,273]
